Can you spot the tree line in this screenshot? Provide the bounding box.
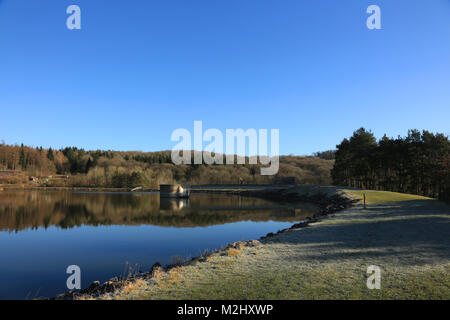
[331,128,450,202]
[0,141,333,188]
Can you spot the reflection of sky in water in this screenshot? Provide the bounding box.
[0,191,317,299]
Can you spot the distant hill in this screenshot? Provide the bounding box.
[0,144,333,188]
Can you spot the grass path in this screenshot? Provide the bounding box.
[100,189,450,300]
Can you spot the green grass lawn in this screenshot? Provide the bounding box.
[344,189,431,204]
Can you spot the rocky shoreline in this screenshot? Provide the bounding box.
[52,188,358,300]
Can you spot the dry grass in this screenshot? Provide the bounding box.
[121,279,148,295]
[170,255,184,266]
[76,295,98,301]
[151,267,165,282]
[167,267,183,283]
[227,248,241,257]
[220,259,233,265]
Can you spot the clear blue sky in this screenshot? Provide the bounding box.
[0,0,449,155]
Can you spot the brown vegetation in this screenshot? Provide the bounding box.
[0,142,333,188]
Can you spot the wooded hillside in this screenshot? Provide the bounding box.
[0,142,333,188]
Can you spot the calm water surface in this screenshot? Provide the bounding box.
[0,190,318,299]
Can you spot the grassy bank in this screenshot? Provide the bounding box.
[79,187,450,300]
[345,189,432,204]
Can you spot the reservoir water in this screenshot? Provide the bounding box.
[0,190,318,299]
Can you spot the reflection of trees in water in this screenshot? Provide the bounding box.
[0,191,318,232]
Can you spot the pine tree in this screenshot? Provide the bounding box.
[19,144,27,170]
[47,148,54,161]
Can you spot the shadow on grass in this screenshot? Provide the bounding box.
[270,199,450,266]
